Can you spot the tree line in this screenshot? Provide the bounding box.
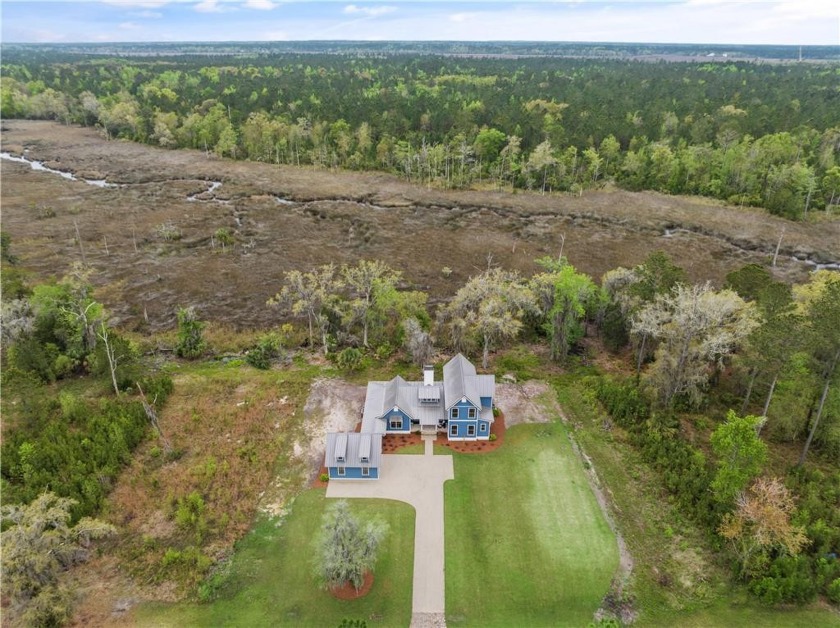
[2,50,839,218]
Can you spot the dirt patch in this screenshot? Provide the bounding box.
[329,571,374,600]
[494,381,559,426]
[296,378,365,479]
[3,120,836,333]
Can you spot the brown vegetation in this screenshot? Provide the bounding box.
[3,121,837,335]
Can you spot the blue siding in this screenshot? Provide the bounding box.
[384,408,412,433]
[449,419,479,440]
[480,396,492,408]
[329,466,379,480]
[449,399,480,420]
[478,420,490,437]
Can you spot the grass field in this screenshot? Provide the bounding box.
[444,423,619,626]
[134,489,414,627]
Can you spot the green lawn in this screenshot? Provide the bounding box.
[135,489,414,627]
[444,423,620,626]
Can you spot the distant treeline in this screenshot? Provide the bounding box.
[2,48,839,218]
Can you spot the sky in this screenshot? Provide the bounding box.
[1,1,838,46]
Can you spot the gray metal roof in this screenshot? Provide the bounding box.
[383,375,407,412]
[359,355,494,433]
[443,353,482,410]
[474,374,496,401]
[325,432,382,468]
[360,382,388,434]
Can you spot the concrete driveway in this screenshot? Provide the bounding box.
[326,440,454,620]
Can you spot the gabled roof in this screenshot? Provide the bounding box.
[383,375,407,411]
[443,353,481,410]
[361,382,388,434]
[325,432,382,468]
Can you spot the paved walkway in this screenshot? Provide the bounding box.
[326,436,453,621]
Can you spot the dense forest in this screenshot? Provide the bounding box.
[2,44,839,219]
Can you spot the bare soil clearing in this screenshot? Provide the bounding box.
[3,121,836,332]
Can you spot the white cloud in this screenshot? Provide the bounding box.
[343,4,396,17]
[449,12,477,23]
[100,0,172,8]
[244,0,278,10]
[194,0,222,12]
[131,10,163,18]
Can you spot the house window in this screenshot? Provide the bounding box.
[480,423,487,432]
[451,408,459,419]
[468,407,477,419]
[390,418,401,430]
[468,424,476,436]
[362,467,370,477]
[450,424,458,437]
[360,456,369,463]
[336,456,345,463]
[338,466,345,476]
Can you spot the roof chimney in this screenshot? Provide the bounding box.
[423,365,434,386]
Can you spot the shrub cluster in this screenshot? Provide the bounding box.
[0,374,173,522]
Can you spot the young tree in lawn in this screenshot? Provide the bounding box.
[718,476,807,578]
[342,260,401,348]
[439,267,536,369]
[797,273,840,466]
[530,256,599,362]
[1,493,115,627]
[710,410,768,506]
[268,265,344,354]
[315,500,387,592]
[633,283,757,407]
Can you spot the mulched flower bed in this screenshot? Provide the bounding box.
[329,571,374,600]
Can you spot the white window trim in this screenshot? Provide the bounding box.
[362,467,370,477]
[338,466,345,476]
[468,424,476,436]
[480,423,487,431]
[468,407,477,419]
[450,424,458,436]
[451,408,459,419]
[390,418,401,430]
